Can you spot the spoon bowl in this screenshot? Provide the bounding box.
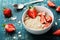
[13,4,24,9]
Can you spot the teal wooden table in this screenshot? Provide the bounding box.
[0,0,60,40]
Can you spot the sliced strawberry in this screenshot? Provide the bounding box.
[3,8,12,18]
[48,1,56,7]
[45,16,52,23]
[5,24,16,33]
[39,12,46,24]
[40,15,46,24]
[38,12,46,16]
[53,29,60,36]
[56,6,60,12]
[27,6,37,18]
[43,22,50,28]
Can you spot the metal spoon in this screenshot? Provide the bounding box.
[13,0,43,9]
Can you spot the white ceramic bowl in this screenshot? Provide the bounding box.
[22,6,54,35]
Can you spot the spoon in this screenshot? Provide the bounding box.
[13,0,43,9]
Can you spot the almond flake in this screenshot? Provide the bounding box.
[10,16,17,20]
[58,19,60,20]
[18,21,21,24]
[55,22,58,25]
[13,36,16,39]
[18,35,22,37]
[18,31,21,34]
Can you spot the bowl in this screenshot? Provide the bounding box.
[22,6,54,35]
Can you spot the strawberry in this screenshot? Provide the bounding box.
[47,1,56,7]
[40,15,46,24]
[39,12,46,24]
[3,8,12,18]
[38,12,46,16]
[43,22,50,28]
[27,6,37,18]
[56,6,60,12]
[3,24,16,33]
[45,16,52,23]
[53,29,60,36]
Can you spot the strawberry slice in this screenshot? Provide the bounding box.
[43,22,50,28]
[45,16,52,23]
[47,1,56,7]
[27,6,37,18]
[53,29,60,36]
[56,6,60,12]
[38,12,46,16]
[40,15,46,24]
[39,12,46,24]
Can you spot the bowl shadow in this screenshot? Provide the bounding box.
[26,26,57,40]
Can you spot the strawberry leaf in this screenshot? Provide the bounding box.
[2,24,6,27]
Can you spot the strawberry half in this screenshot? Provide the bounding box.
[53,29,60,36]
[3,24,16,33]
[47,1,56,7]
[56,6,60,12]
[27,6,37,18]
[3,8,12,18]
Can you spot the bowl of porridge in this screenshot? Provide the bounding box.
[22,6,54,35]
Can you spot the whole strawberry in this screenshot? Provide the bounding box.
[3,8,12,18]
[3,24,16,33]
[27,6,37,19]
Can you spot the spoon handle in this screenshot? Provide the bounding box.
[24,0,43,5]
